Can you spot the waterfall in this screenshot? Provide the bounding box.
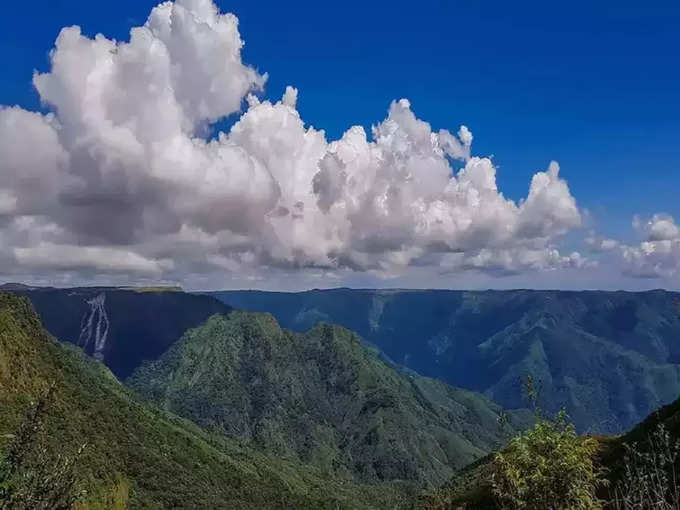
[78,293,110,360]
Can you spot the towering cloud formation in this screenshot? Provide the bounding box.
[0,0,585,284]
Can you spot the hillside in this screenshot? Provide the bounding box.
[420,393,680,510]
[11,287,230,378]
[208,289,680,433]
[0,292,413,509]
[129,311,530,488]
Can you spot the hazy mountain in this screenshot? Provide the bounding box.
[129,310,530,487]
[0,292,415,509]
[10,286,230,378]
[207,288,680,433]
[0,282,51,291]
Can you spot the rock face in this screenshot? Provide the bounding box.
[207,288,680,433]
[9,287,230,378]
[129,310,530,487]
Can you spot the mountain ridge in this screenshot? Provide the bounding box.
[129,309,531,488]
[206,288,680,433]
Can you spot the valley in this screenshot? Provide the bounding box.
[3,285,680,508]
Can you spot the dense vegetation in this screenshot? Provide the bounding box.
[488,410,603,510]
[421,384,680,509]
[7,285,680,508]
[129,311,530,488]
[0,292,414,509]
[420,413,605,509]
[209,288,680,433]
[0,385,84,510]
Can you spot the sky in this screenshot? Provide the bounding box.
[0,0,679,291]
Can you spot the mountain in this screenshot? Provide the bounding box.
[0,282,50,291]
[129,310,530,488]
[597,388,680,486]
[0,292,414,509]
[10,286,230,379]
[206,288,680,433]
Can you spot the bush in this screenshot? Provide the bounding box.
[489,409,604,510]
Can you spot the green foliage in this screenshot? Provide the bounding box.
[129,311,530,488]
[418,456,498,510]
[489,410,604,510]
[0,292,412,509]
[210,288,680,434]
[74,474,130,510]
[418,375,611,509]
[0,384,84,510]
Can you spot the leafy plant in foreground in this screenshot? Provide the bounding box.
[488,376,605,510]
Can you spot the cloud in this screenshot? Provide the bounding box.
[14,243,172,275]
[585,232,619,253]
[0,0,585,285]
[620,214,680,278]
[440,247,589,276]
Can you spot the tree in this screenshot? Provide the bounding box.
[0,384,85,510]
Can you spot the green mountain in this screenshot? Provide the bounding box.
[129,311,530,488]
[0,292,414,509]
[207,288,680,433]
[598,390,680,487]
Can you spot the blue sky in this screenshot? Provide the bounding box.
[1,1,679,289]
[3,1,679,236]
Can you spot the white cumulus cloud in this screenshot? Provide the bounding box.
[621,214,680,278]
[0,0,585,285]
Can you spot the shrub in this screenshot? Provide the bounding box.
[489,409,604,510]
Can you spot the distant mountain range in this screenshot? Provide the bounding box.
[0,282,53,291]
[207,288,680,433]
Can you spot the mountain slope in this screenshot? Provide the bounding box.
[12,287,230,378]
[420,393,680,510]
[0,292,411,509]
[129,311,529,488]
[208,288,680,433]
